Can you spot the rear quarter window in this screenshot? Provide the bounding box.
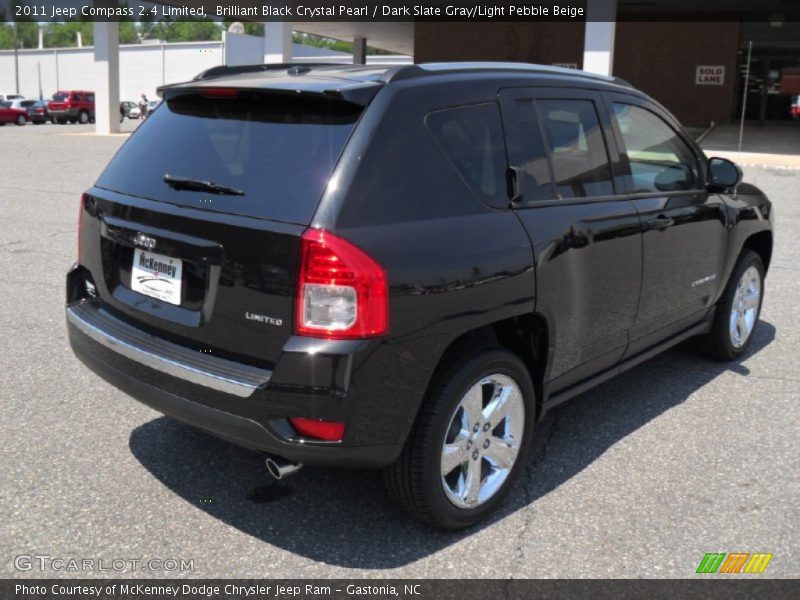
[96,90,362,224]
[426,103,508,208]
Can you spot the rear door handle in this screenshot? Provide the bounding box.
[507,166,526,203]
[647,216,675,231]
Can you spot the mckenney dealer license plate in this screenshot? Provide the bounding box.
[131,249,183,306]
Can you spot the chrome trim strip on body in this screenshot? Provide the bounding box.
[67,302,271,397]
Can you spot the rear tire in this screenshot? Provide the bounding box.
[383,347,535,529]
[699,250,765,361]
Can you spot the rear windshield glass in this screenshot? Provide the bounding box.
[96,90,362,224]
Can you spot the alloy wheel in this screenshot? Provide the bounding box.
[729,265,761,349]
[440,374,525,509]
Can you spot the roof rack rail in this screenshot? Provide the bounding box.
[384,62,632,88]
[193,63,348,82]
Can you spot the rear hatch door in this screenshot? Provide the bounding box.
[83,86,365,367]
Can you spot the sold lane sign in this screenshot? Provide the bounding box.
[696,65,725,85]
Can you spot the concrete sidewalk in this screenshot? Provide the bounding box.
[701,122,800,168]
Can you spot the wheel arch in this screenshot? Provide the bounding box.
[430,313,549,421]
[742,230,773,273]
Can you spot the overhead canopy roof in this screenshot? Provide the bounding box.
[295,22,414,55]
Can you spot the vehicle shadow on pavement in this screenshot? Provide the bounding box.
[129,321,775,569]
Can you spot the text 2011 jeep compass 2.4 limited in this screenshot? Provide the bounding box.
[67,63,773,529]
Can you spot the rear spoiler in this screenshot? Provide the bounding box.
[157,63,385,106]
[192,63,341,81]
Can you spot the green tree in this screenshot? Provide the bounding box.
[222,21,264,37]
[0,25,13,50]
[156,19,221,42]
[0,2,40,49]
[43,22,93,48]
[119,22,138,44]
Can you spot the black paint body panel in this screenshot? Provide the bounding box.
[67,66,774,468]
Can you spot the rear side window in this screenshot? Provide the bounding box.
[96,91,362,224]
[426,103,508,207]
[538,99,614,199]
[611,103,699,193]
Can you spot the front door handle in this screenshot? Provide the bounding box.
[647,215,675,231]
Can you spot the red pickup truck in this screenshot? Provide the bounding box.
[48,90,95,125]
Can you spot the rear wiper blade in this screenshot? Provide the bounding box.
[163,174,245,196]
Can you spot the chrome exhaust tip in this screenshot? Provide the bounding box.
[265,456,303,480]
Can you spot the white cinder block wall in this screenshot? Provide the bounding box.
[0,37,412,102]
[0,41,224,101]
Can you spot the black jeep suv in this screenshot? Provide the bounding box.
[67,63,773,529]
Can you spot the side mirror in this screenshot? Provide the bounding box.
[708,157,742,190]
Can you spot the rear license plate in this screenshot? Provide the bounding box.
[131,249,183,306]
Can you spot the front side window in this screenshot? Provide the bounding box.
[538,99,615,199]
[426,103,508,206]
[72,94,83,102]
[611,103,699,193]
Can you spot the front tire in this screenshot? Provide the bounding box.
[699,249,765,360]
[384,347,535,529]
[15,114,26,126]
[78,110,89,125]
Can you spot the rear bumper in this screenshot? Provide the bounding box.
[67,298,401,468]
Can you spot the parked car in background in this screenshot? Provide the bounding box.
[792,95,800,120]
[0,101,28,125]
[9,99,50,124]
[145,99,160,118]
[66,63,774,529]
[9,98,38,117]
[120,101,136,121]
[25,101,50,124]
[128,106,141,119]
[0,93,25,102]
[48,90,95,124]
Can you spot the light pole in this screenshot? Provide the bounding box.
[13,20,20,95]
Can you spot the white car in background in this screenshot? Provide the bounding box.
[145,100,160,118]
[0,93,25,102]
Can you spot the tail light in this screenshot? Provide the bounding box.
[295,229,388,339]
[289,418,346,442]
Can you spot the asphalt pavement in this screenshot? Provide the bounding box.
[1,122,798,578]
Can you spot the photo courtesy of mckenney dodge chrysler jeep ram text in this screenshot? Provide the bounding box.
[66,62,774,529]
